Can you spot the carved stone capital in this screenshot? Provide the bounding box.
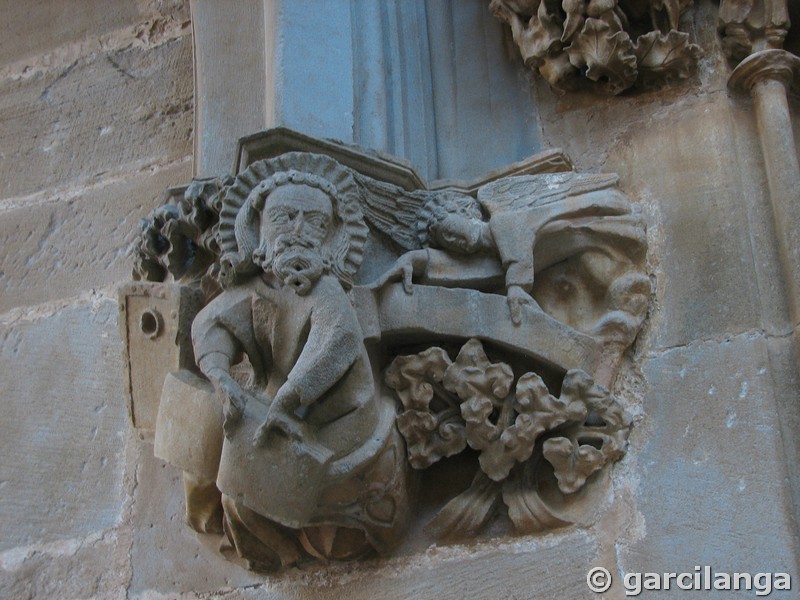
[718,0,790,62]
[490,0,703,94]
[728,48,800,93]
[122,128,652,572]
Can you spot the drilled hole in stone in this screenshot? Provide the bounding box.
[140,309,162,339]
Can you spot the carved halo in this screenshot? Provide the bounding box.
[217,152,369,288]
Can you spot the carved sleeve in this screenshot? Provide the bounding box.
[489,211,535,292]
[285,281,363,408]
[191,292,252,377]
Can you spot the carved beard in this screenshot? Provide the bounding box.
[253,234,325,296]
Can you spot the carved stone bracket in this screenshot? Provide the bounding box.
[121,128,651,572]
[489,0,702,94]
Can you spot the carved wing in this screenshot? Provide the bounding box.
[353,172,428,251]
[476,172,620,214]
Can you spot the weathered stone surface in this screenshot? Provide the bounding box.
[726,98,792,336]
[131,148,648,572]
[531,1,729,173]
[607,96,772,349]
[0,299,128,551]
[491,0,702,94]
[719,0,790,62]
[0,532,127,600]
[767,331,800,529]
[192,0,542,182]
[620,333,800,576]
[0,35,192,200]
[269,533,598,600]
[130,514,599,599]
[129,441,260,595]
[0,161,191,313]
[0,0,189,66]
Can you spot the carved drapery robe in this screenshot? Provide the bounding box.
[191,274,407,558]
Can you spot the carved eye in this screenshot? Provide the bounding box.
[306,213,328,229]
[269,210,291,225]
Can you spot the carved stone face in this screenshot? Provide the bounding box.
[430,213,484,254]
[261,184,333,251]
[256,184,334,295]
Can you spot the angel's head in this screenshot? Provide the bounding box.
[424,192,491,254]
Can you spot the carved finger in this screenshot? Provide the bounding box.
[402,265,414,294]
[224,397,243,423]
[509,298,522,326]
[223,403,242,440]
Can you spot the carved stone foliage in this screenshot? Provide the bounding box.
[386,338,630,539]
[489,0,702,93]
[123,130,651,573]
[132,175,231,301]
[718,0,790,62]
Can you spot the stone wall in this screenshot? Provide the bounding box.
[1,0,799,598]
[0,2,193,598]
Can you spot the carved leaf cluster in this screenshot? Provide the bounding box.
[386,347,467,468]
[132,177,231,293]
[634,30,703,87]
[386,338,631,538]
[490,0,702,94]
[568,19,638,94]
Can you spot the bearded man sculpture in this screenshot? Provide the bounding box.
[189,156,409,572]
[130,141,649,573]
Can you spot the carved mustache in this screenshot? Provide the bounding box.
[272,246,325,296]
[252,234,321,270]
[272,232,320,253]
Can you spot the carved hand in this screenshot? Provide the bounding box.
[252,384,302,447]
[371,250,429,294]
[208,369,247,436]
[506,285,540,326]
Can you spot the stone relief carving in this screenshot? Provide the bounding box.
[718,0,790,61]
[489,0,702,93]
[122,130,650,572]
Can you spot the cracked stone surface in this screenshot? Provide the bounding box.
[0,35,192,200]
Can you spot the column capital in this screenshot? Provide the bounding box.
[728,48,800,93]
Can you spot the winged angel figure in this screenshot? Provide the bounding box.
[359,170,649,340]
[358,169,649,540]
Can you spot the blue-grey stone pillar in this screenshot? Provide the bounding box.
[190,0,541,182]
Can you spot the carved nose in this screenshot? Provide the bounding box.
[291,213,305,234]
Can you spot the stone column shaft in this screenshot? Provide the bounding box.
[730,50,800,330]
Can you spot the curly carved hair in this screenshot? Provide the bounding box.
[415,191,484,247]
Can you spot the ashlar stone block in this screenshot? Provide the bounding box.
[0,299,128,551]
[0,0,189,66]
[0,161,191,313]
[0,36,192,200]
[620,333,799,580]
